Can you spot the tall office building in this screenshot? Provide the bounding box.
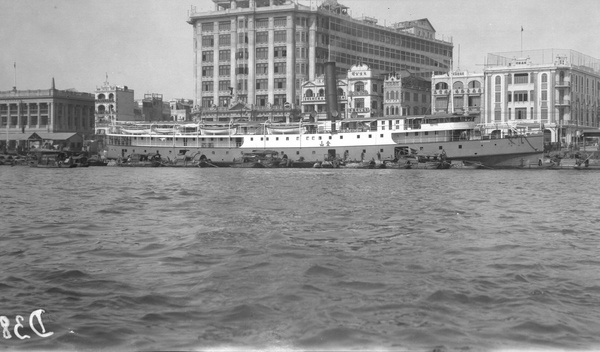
[188,0,453,112]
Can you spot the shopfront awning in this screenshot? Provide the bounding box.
[2,133,34,141]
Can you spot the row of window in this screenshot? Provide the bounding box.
[330,36,445,69]
[202,62,288,77]
[203,46,308,63]
[330,51,444,78]
[329,17,452,57]
[200,16,313,33]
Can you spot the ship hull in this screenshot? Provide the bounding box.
[104,133,544,169]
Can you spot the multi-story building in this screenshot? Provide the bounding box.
[170,99,195,121]
[346,63,383,119]
[383,70,431,117]
[0,79,95,153]
[430,49,600,146]
[483,49,600,145]
[140,93,168,121]
[94,80,135,135]
[431,70,484,116]
[301,64,432,121]
[187,0,452,113]
[300,73,347,120]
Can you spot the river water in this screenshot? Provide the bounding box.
[1,166,600,351]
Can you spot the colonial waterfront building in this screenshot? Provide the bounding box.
[431,70,484,116]
[187,0,452,112]
[0,79,95,153]
[300,73,347,120]
[169,98,194,121]
[94,80,136,135]
[301,64,431,122]
[483,49,600,146]
[383,70,431,117]
[431,49,600,146]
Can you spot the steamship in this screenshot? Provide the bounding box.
[104,63,545,168]
[104,114,546,168]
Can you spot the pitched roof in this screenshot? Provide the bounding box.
[30,132,81,140]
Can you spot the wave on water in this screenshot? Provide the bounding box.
[2,167,600,351]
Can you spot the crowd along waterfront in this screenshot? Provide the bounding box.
[2,166,600,351]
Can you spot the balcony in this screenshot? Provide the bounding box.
[348,108,371,113]
[303,96,326,102]
[465,88,483,94]
[555,99,571,107]
[555,81,571,88]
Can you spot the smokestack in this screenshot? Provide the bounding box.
[324,62,339,122]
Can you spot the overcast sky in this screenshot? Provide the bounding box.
[2,0,599,100]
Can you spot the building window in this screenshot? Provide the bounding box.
[202,51,213,62]
[256,63,268,75]
[256,32,268,44]
[274,78,286,89]
[202,81,213,92]
[219,81,230,92]
[219,21,231,31]
[274,30,287,42]
[201,23,214,32]
[274,94,286,106]
[274,47,287,58]
[255,19,268,29]
[202,66,213,77]
[274,17,287,27]
[202,36,214,47]
[494,110,501,121]
[218,50,230,61]
[256,47,268,59]
[516,108,526,119]
[237,64,248,75]
[256,79,268,90]
[219,65,230,76]
[274,62,286,74]
[219,34,231,46]
[219,96,230,107]
[514,91,528,102]
[256,95,268,107]
[237,49,248,59]
[514,73,528,84]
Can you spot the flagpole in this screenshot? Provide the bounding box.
[13,62,17,90]
[520,26,523,56]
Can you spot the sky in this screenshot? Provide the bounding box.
[2,0,599,100]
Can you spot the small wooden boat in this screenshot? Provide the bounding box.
[117,153,163,167]
[29,150,77,168]
[231,150,282,168]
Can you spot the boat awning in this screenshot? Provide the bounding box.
[582,131,600,137]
